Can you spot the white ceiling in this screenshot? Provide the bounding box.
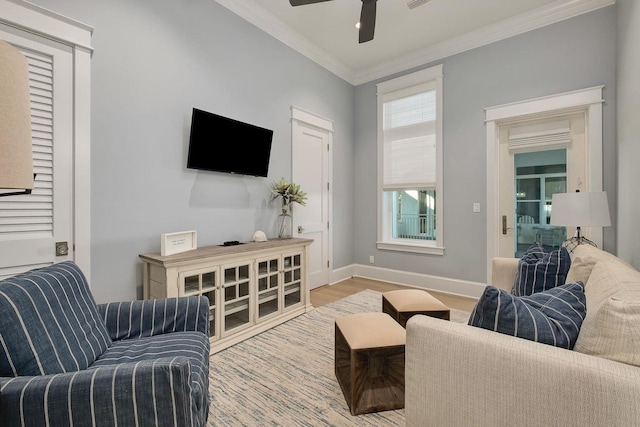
[215,0,613,85]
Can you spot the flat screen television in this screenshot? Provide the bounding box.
[187,108,273,177]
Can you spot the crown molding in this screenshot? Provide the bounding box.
[354,0,615,85]
[215,0,356,85]
[2,0,94,52]
[217,0,615,87]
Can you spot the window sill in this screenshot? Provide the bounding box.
[377,241,445,256]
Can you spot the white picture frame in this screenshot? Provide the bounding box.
[161,230,197,256]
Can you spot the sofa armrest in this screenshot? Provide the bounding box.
[0,357,202,427]
[97,296,209,340]
[491,257,519,292]
[405,315,640,427]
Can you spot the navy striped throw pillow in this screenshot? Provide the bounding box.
[468,282,586,349]
[512,243,571,296]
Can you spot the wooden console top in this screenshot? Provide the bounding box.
[139,237,313,267]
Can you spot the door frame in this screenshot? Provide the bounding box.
[291,105,332,288]
[485,86,604,283]
[1,1,92,279]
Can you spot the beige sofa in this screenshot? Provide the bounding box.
[405,245,640,427]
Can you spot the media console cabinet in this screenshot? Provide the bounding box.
[139,238,314,353]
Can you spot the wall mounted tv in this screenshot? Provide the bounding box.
[187,108,273,177]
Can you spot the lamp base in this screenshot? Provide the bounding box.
[561,236,597,254]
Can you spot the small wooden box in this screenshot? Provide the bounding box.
[382,289,450,328]
[335,312,406,415]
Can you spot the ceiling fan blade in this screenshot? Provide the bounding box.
[358,0,377,43]
[289,0,332,6]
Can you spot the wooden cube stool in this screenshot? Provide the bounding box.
[335,312,406,415]
[382,289,450,328]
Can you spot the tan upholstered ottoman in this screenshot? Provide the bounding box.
[382,289,450,327]
[335,312,406,415]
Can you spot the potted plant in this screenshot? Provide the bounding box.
[271,177,307,238]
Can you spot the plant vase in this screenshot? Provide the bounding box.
[277,204,293,239]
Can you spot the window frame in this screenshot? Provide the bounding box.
[376,64,444,255]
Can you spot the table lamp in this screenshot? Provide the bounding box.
[550,190,611,252]
[0,40,34,197]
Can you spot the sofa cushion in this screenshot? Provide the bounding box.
[573,259,640,366]
[565,244,632,285]
[512,243,571,296]
[0,262,112,376]
[468,282,586,349]
[574,291,640,366]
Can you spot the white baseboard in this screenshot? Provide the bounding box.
[330,263,486,299]
[329,264,355,286]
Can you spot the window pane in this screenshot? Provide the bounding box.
[390,190,436,240]
[383,90,435,130]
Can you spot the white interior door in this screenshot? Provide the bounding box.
[291,107,332,289]
[498,113,586,258]
[0,28,74,279]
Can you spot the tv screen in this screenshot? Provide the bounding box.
[187,108,273,177]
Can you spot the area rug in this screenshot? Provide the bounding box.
[207,289,470,426]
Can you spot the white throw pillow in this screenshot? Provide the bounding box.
[573,290,640,367]
[574,260,640,367]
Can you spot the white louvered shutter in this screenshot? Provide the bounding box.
[0,31,74,279]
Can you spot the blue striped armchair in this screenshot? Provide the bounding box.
[0,261,210,426]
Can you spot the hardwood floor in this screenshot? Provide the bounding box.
[310,276,478,312]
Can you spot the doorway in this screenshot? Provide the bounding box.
[486,86,604,282]
[498,112,586,258]
[291,106,332,289]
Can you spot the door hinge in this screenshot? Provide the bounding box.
[327,221,329,229]
[327,260,330,268]
[327,143,330,151]
[327,182,330,191]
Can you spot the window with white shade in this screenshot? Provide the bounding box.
[377,65,443,255]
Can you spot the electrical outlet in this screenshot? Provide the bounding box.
[473,202,481,213]
[369,255,375,264]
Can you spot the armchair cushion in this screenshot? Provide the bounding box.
[469,281,586,349]
[0,261,112,377]
[1,355,205,426]
[512,243,571,296]
[92,331,210,423]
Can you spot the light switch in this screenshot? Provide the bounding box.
[473,202,481,213]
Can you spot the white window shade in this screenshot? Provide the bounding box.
[382,89,436,190]
[508,120,571,153]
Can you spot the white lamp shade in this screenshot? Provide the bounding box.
[0,40,33,190]
[551,191,611,227]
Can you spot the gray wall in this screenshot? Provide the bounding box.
[25,1,628,301]
[29,0,355,303]
[354,6,617,283]
[616,0,640,269]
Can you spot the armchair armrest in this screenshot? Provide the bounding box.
[1,357,202,427]
[97,296,209,340]
[491,257,519,292]
[405,315,640,427]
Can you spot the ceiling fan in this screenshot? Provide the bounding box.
[289,0,377,44]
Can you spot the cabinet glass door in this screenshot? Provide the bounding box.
[283,253,302,309]
[222,263,252,333]
[256,257,280,321]
[180,269,218,340]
